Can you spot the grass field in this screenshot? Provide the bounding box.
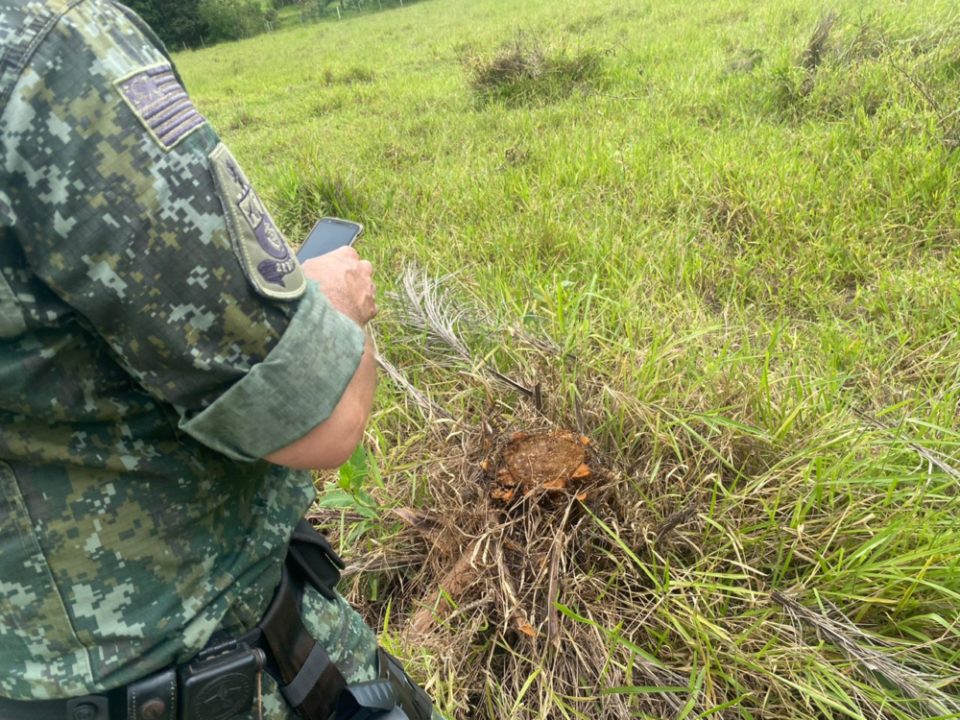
[175,1,960,717]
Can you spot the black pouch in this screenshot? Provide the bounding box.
[179,641,266,720]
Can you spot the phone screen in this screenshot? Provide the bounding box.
[297,217,364,262]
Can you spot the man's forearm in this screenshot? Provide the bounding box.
[264,333,377,470]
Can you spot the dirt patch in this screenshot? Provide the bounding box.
[399,427,601,637]
[488,430,593,502]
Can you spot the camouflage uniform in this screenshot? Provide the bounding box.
[0,1,390,716]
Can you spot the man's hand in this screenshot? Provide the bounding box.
[302,246,377,326]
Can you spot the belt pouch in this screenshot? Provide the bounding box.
[179,644,265,720]
[127,668,176,720]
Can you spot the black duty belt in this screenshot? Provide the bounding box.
[0,520,432,720]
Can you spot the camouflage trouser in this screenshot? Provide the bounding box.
[226,585,444,720]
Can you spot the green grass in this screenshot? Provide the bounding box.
[176,1,960,717]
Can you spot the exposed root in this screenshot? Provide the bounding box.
[409,538,486,636]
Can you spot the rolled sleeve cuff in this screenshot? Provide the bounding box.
[180,281,366,461]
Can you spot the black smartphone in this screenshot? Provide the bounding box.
[297,217,364,262]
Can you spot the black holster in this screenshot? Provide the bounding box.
[255,520,433,720]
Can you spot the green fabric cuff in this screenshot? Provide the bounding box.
[180,281,366,462]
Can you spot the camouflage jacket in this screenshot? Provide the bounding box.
[0,0,366,700]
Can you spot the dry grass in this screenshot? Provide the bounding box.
[464,32,607,106]
[800,12,839,72]
[326,271,960,719]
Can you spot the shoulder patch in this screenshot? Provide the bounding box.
[208,143,307,301]
[114,63,206,150]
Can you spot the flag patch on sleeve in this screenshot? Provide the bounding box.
[115,64,207,150]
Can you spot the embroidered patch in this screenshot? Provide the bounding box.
[209,143,306,300]
[115,63,206,150]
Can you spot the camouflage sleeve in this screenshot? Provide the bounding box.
[0,0,365,460]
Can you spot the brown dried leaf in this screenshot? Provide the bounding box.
[571,463,592,480]
[541,476,569,492]
[517,621,537,638]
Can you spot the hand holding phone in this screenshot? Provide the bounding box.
[298,218,375,325]
[297,217,364,262]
